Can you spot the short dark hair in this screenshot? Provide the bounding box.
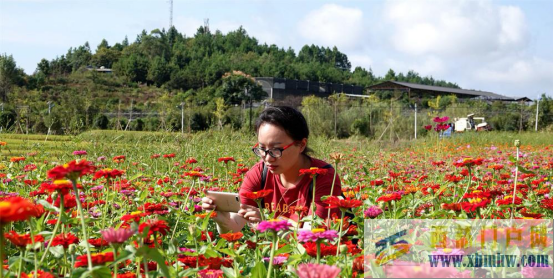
[255,106,311,154]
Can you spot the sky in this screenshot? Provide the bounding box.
[0,0,552,99]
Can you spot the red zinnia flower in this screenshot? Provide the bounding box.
[0,196,39,224]
[113,155,126,163]
[20,270,55,278]
[50,232,79,249]
[299,167,328,178]
[138,219,170,237]
[370,179,384,186]
[376,193,402,203]
[23,164,37,172]
[424,125,432,130]
[323,196,363,209]
[163,153,175,158]
[4,231,44,247]
[540,197,553,210]
[40,179,74,195]
[47,159,96,180]
[93,168,125,180]
[240,189,273,200]
[88,238,110,248]
[75,252,114,268]
[218,157,235,164]
[186,158,198,164]
[453,157,484,168]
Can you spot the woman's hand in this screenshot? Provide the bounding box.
[201,194,216,211]
[237,204,261,223]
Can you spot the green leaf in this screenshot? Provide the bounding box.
[82,266,112,278]
[517,166,534,174]
[508,156,517,163]
[145,248,171,278]
[221,266,236,278]
[250,261,267,278]
[275,244,292,255]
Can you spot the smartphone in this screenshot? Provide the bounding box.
[205,191,241,212]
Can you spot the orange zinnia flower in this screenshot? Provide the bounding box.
[10,156,25,163]
[219,232,243,242]
[0,196,39,224]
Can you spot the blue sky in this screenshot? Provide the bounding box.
[0,0,552,98]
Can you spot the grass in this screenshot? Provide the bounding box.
[1,129,551,162]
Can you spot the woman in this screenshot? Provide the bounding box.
[201,106,342,233]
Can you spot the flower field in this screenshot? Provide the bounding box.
[0,130,552,278]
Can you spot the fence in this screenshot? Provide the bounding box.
[1,100,550,141]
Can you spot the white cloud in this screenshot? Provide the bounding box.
[297,4,364,51]
[349,54,373,70]
[474,56,553,84]
[384,0,528,56]
[173,16,203,37]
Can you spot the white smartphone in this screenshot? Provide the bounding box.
[205,191,241,212]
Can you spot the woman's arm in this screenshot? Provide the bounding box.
[201,194,262,234]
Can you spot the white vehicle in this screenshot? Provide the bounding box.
[454,114,491,132]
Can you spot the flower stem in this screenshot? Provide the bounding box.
[112,245,119,278]
[267,231,277,279]
[311,176,317,224]
[40,195,64,265]
[27,220,38,278]
[336,209,346,257]
[0,225,4,278]
[510,147,519,220]
[326,163,339,227]
[316,239,321,264]
[71,179,93,271]
[457,168,472,203]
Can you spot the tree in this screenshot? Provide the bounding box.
[218,71,266,105]
[0,54,25,102]
[147,56,171,86]
[384,69,396,81]
[37,59,51,76]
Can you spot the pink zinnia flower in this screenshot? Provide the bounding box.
[198,269,223,278]
[364,206,383,219]
[100,227,135,244]
[433,116,449,123]
[297,229,338,242]
[73,150,87,156]
[295,263,341,278]
[263,255,288,265]
[256,219,291,232]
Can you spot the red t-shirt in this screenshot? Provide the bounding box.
[239,157,342,222]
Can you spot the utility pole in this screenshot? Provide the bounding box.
[47,101,54,136]
[246,88,253,131]
[535,96,540,131]
[180,102,185,134]
[125,100,134,131]
[414,103,417,140]
[168,0,173,29]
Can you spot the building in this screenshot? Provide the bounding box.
[367,81,518,101]
[255,77,363,101]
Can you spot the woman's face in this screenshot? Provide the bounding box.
[256,123,305,174]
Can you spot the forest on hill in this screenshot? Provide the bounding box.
[0,26,551,137]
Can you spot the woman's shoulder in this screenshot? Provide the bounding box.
[310,157,333,168]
